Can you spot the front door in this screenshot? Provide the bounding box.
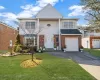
[45,34,53,48]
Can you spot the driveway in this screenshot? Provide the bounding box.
[48,51,100,80]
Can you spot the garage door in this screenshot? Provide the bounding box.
[65,38,79,51]
[92,39,100,48]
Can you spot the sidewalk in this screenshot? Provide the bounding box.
[79,60,100,80]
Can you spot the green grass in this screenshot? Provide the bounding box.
[0,50,8,54]
[0,53,95,80]
[84,48,100,58]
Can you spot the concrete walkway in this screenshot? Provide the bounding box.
[48,51,100,80]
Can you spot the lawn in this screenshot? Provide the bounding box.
[84,48,100,58]
[0,53,95,80]
[0,50,8,54]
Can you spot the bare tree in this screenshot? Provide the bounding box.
[19,21,44,61]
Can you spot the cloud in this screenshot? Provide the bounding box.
[0,0,64,27]
[0,6,5,10]
[68,5,87,17]
[36,0,59,7]
[0,12,17,20]
[18,4,42,18]
[17,0,63,18]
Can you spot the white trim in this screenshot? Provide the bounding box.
[61,34,82,35]
[62,18,79,21]
[37,18,39,49]
[59,18,61,50]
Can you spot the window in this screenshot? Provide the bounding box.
[25,22,35,29]
[63,21,74,29]
[69,22,74,28]
[26,38,34,46]
[64,22,69,28]
[31,22,35,29]
[26,37,37,46]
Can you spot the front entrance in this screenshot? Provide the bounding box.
[45,34,53,48]
[65,38,79,51]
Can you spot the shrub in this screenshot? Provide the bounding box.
[14,44,22,52]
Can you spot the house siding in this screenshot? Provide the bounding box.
[0,24,18,50]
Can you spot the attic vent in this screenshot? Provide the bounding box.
[47,24,51,27]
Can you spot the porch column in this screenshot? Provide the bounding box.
[59,18,61,50]
[37,18,40,49]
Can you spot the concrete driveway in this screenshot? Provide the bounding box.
[48,51,100,80]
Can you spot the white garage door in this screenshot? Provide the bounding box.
[92,39,100,48]
[65,38,79,51]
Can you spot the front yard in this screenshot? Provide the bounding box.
[0,53,95,80]
[0,50,8,54]
[84,48,100,58]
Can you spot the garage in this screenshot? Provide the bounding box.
[92,39,100,48]
[65,38,79,51]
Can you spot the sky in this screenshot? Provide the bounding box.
[0,0,88,28]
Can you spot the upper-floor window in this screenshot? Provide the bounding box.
[25,22,35,29]
[63,21,75,29]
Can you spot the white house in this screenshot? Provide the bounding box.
[18,4,82,51]
[79,26,100,49]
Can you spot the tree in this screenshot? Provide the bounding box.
[81,0,100,28]
[15,34,21,45]
[19,21,44,61]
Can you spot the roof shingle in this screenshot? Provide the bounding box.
[61,29,82,34]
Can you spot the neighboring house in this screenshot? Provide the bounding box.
[79,26,100,49]
[0,22,18,50]
[18,4,82,51]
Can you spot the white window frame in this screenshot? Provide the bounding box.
[63,21,75,29]
[25,22,35,29]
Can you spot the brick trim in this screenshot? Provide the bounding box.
[61,35,81,48]
[54,35,59,46]
[90,36,100,48]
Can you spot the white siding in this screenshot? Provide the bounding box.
[19,20,37,35]
[39,20,59,48]
[39,20,59,34]
[82,37,90,48]
[36,4,62,19]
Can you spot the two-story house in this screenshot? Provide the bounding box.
[80,26,100,49]
[18,4,82,51]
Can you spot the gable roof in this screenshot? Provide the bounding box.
[61,29,82,34]
[36,4,63,19]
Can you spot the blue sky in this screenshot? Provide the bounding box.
[0,0,87,28]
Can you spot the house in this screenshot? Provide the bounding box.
[18,4,82,51]
[79,26,100,49]
[0,21,18,50]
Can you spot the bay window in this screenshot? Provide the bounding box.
[63,21,75,29]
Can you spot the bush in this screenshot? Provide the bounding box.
[14,44,22,52]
